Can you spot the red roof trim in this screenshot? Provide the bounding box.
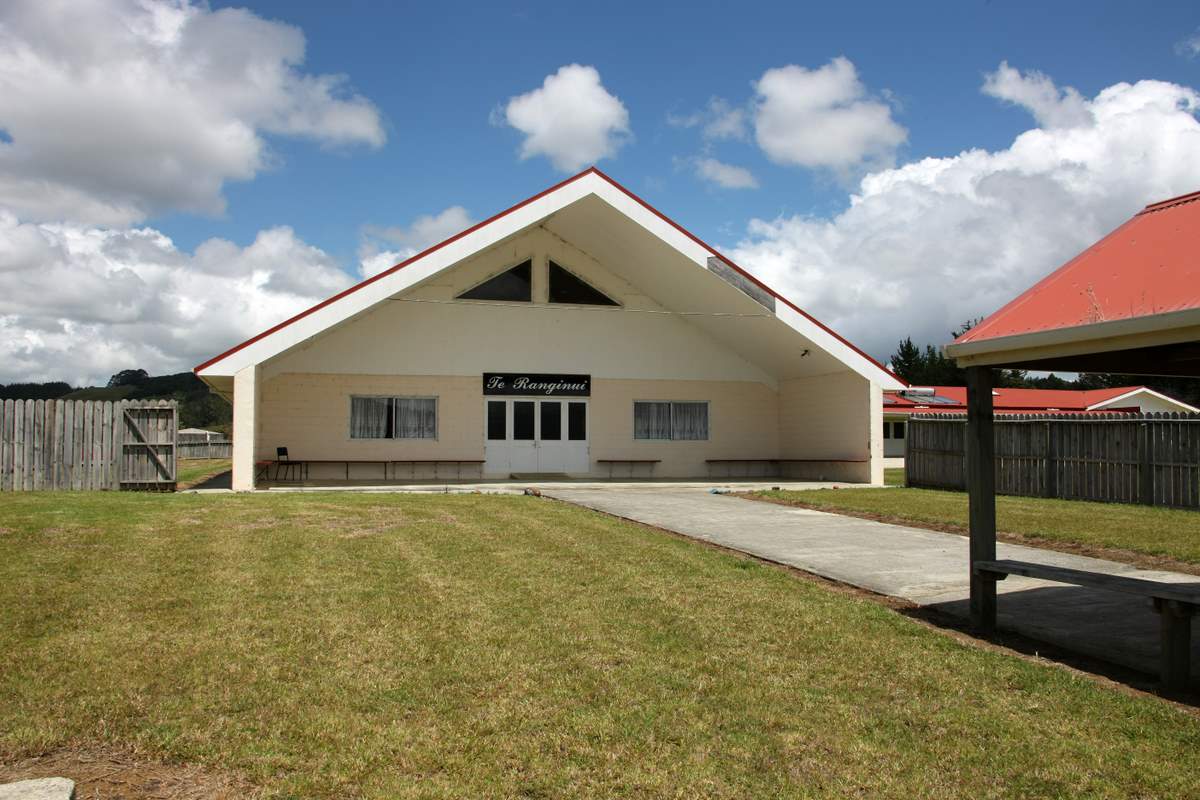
[196,166,900,385]
[1139,189,1200,214]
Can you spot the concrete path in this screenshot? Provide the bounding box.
[544,487,1200,682]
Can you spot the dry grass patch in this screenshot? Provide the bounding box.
[0,746,260,799]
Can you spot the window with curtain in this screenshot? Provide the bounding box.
[395,398,437,439]
[350,396,392,439]
[350,396,437,439]
[671,402,708,440]
[633,401,707,441]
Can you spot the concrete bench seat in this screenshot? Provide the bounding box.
[975,558,1200,691]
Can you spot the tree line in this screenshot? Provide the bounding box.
[0,369,232,433]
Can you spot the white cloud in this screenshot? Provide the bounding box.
[668,97,748,141]
[358,206,474,278]
[496,64,630,172]
[753,57,906,172]
[0,0,385,226]
[692,157,758,189]
[729,67,1200,363]
[1177,30,1200,59]
[0,214,356,385]
[982,61,1091,128]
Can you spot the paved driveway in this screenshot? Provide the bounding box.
[544,488,1200,682]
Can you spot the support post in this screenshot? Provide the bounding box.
[231,365,260,492]
[966,366,997,631]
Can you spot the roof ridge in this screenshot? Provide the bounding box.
[1138,188,1200,214]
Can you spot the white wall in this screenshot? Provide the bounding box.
[266,228,776,387]
[779,370,882,483]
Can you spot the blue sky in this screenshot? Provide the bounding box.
[2,0,1200,384]
[157,0,1200,263]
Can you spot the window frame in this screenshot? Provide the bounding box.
[546,259,621,307]
[455,256,535,303]
[632,400,710,442]
[348,394,439,441]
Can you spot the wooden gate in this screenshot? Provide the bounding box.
[121,402,177,489]
[0,399,176,491]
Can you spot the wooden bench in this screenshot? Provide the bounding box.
[595,459,660,478]
[388,460,486,481]
[261,459,485,482]
[975,558,1200,691]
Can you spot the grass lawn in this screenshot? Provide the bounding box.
[753,485,1200,567]
[176,458,231,489]
[884,467,905,486]
[2,492,1200,798]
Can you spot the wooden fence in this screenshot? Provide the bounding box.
[177,440,232,459]
[0,399,176,491]
[906,412,1200,508]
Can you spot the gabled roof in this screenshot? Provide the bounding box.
[195,167,902,388]
[883,385,1198,414]
[946,190,1200,371]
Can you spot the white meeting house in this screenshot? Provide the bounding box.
[195,168,903,489]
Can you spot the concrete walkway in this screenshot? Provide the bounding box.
[544,487,1200,683]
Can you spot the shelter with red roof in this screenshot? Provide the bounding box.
[943,189,1200,691]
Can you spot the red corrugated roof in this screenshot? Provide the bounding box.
[884,385,1143,412]
[956,190,1200,345]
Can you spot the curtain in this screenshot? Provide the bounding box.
[396,398,437,439]
[671,402,708,441]
[634,402,672,439]
[351,396,392,439]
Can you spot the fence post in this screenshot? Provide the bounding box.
[1043,421,1057,498]
[1139,421,1154,506]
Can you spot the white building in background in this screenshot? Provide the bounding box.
[196,168,903,489]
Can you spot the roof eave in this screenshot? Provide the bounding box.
[944,307,1200,368]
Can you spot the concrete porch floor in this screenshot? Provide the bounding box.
[543,487,1200,690]
[248,478,870,494]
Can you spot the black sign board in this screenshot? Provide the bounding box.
[483,373,591,397]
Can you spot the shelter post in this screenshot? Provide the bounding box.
[966,366,997,630]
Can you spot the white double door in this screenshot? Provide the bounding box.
[484,398,589,475]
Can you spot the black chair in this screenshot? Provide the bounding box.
[275,446,300,481]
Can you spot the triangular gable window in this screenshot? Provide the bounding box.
[548,261,618,306]
[457,260,532,301]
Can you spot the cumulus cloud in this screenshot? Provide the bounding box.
[0,214,355,385]
[668,97,748,141]
[753,57,906,173]
[730,67,1200,363]
[358,206,474,278]
[495,64,630,172]
[692,157,759,189]
[0,0,385,226]
[982,61,1091,128]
